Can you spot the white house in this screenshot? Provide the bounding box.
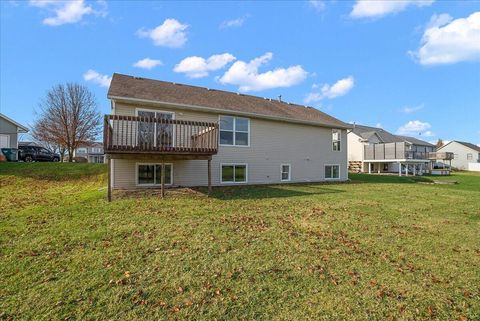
[104,73,352,200]
[436,141,480,171]
[347,124,440,175]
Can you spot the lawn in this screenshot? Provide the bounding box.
[1,163,479,320]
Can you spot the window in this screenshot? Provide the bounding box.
[91,147,102,153]
[219,116,249,146]
[467,153,473,160]
[137,163,172,185]
[136,109,174,147]
[332,129,341,151]
[281,164,291,181]
[325,165,340,179]
[221,164,247,183]
[76,148,87,154]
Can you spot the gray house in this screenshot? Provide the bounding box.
[436,141,480,170]
[74,142,105,163]
[0,113,28,148]
[104,73,352,200]
[347,124,448,175]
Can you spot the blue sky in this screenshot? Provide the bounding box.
[1,0,479,144]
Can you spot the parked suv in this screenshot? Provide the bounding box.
[18,145,60,162]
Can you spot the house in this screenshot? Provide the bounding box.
[74,142,105,163]
[0,113,29,148]
[436,141,480,171]
[347,124,449,175]
[104,73,352,200]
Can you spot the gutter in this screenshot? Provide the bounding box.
[108,95,353,130]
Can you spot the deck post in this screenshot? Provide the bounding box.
[413,164,416,176]
[368,162,371,174]
[405,164,408,176]
[377,163,381,174]
[207,158,212,195]
[398,162,401,176]
[107,156,112,202]
[161,163,165,198]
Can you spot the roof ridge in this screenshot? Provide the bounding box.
[113,73,315,109]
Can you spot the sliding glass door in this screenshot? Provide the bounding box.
[137,110,174,148]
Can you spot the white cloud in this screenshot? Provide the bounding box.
[220,15,249,29]
[402,103,424,113]
[305,76,355,103]
[218,52,308,92]
[396,120,433,137]
[350,0,434,19]
[376,123,383,128]
[409,12,480,65]
[174,53,236,78]
[309,1,326,12]
[83,69,111,87]
[137,18,188,48]
[133,58,163,70]
[29,0,107,26]
[29,0,57,7]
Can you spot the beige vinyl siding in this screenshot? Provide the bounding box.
[112,101,348,189]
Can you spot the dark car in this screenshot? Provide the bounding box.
[18,145,60,162]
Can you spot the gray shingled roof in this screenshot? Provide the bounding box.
[352,124,434,146]
[453,141,480,152]
[108,73,351,129]
[351,124,404,143]
[397,135,435,147]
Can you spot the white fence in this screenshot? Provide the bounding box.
[467,163,480,172]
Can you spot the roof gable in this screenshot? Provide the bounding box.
[440,141,480,153]
[108,73,351,129]
[0,113,29,132]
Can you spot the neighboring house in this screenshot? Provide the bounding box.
[0,113,28,148]
[347,124,446,175]
[436,141,480,170]
[104,73,351,199]
[74,142,105,163]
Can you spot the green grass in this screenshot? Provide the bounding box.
[1,163,479,320]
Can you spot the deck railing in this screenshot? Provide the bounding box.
[428,152,454,160]
[104,115,219,155]
[364,142,436,160]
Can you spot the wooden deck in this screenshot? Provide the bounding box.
[103,115,219,156]
[103,114,219,201]
[364,142,432,160]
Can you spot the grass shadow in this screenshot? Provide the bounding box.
[194,183,346,200]
[349,173,434,184]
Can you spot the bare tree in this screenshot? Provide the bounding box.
[32,83,101,162]
[436,139,444,149]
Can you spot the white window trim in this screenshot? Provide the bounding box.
[135,108,176,148]
[135,162,174,187]
[332,129,341,152]
[220,163,248,184]
[218,115,250,147]
[325,164,341,180]
[280,163,291,182]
